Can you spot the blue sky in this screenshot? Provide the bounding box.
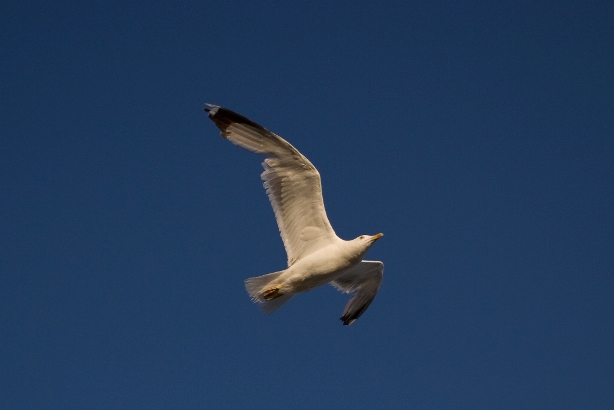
[1,1,613,408]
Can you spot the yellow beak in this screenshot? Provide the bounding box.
[371,233,384,242]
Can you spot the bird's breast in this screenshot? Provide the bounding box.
[283,243,360,292]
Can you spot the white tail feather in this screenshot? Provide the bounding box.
[244,271,292,314]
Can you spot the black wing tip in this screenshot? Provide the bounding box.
[340,313,357,326]
[340,301,373,326]
[204,104,268,132]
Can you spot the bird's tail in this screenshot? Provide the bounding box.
[244,270,292,314]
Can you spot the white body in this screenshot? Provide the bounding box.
[278,238,369,294]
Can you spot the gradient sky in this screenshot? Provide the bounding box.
[2,1,613,409]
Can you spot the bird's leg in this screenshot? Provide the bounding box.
[261,286,283,300]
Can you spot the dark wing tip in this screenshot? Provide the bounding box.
[340,311,359,326]
[204,104,269,134]
[340,300,372,326]
[340,311,361,325]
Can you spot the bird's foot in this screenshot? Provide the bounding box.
[261,286,283,300]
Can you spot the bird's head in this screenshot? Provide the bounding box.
[345,233,383,261]
[354,233,384,250]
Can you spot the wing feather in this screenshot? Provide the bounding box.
[331,260,384,325]
[206,104,338,266]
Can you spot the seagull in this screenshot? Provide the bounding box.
[205,104,384,325]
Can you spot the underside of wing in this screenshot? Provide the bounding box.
[206,105,338,265]
[331,260,384,325]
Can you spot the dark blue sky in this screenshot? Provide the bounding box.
[2,1,613,409]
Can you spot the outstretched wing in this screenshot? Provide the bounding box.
[206,104,338,266]
[331,260,384,325]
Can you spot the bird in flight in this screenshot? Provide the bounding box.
[205,104,384,325]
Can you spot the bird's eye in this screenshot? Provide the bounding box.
[360,235,364,239]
